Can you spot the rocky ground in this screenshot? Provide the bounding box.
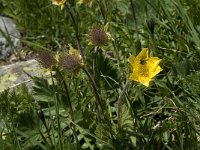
[0,16,43,92]
[0,59,41,92]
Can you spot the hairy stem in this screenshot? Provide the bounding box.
[82,67,103,112]
[93,47,100,120]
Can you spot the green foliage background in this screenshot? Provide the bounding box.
[1,0,200,149]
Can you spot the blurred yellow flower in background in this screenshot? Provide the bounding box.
[128,48,162,87]
[78,0,93,6]
[51,0,66,10]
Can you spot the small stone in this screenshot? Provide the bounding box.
[0,16,20,60]
[0,59,43,92]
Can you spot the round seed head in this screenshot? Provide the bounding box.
[88,26,109,46]
[59,48,83,73]
[36,50,57,69]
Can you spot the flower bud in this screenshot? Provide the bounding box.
[147,18,155,35]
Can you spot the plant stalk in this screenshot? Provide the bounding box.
[117,81,130,124]
[56,70,80,149]
[65,3,84,60]
[130,0,139,40]
[93,46,100,121]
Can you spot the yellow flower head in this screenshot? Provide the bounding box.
[51,0,66,10]
[78,0,93,6]
[58,46,83,73]
[128,48,162,87]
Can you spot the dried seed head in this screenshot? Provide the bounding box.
[36,50,57,69]
[88,26,110,46]
[59,46,83,73]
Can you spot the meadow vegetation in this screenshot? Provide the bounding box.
[1,0,200,149]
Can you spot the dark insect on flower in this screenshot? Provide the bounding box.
[140,59,146,65]
[36,50,57,69]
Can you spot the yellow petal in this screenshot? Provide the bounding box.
[147,57,161,68]
[104,22,109,31]
[130,73,150,87]
[138,78,150,87]
[78,0,93,6]
[77,0,83,4]
[129,72,138,81]
[146,57,162,78]
[69,45,75,54]
[149,66,162,78]
[135,48,149,61]
[61,4,64,10]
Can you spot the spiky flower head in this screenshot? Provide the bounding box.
[51,0,66,10]
[88,23,112,46]
[59,46,83,73]
[36,50,57,69]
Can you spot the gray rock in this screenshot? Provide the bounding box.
[0,59,46,92]
[0,16,20,60]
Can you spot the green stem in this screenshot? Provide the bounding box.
[130,0,139,40]
[65,3,84,60]
[10,118,22,149]
[57,70,80,149]
[117,81,130,125]
[82,67,103,112]
[54,93,63,149]
[149,34,158,55]
[93,47,100,121]
[38,109,53,147]
[83,66,115,140]
[96,0,106,21]
[96,0,121,65]
[93,47,98,87]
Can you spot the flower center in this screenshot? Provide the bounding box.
[138,65,149,77]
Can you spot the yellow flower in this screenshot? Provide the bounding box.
[51,0,66,10]
[78,0,93,6]
[128,48,162,87]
